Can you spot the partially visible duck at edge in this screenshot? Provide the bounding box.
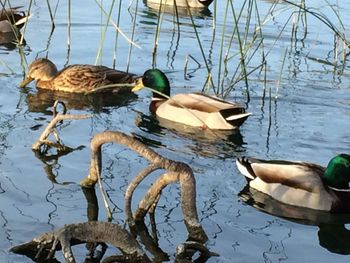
[0,7,28,45]
[0,7,27,28]
[236,154,350,213]
[145,0,214,8]
[19,58,138,93]
[132,69,251,130]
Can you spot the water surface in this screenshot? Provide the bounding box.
[1,0,350,262]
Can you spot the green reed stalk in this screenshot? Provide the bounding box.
[185,0,214,91]
[231,0,249,101]
[282,0,350,48]
[217,0,230,95]
[152,1,165,68]
[94,0,116,65]
[204,0,217,93]
[66,0,71,63]
[222,0,247,97]
[126,0,138,72]
[18,0,33,46]
[46,0,55,32]
[113,0,123,68]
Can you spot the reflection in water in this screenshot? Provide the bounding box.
[33,146,84,185]
[24,88,138,115]
[81,186,99,222]
[239,185,350,255]
[134,112,246,158]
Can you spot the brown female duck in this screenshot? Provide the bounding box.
[19,58,138,93]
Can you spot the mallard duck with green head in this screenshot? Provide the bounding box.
[236,154,350,213]
[145,0,213,8]
[132,69,251,130]
[19,58,138,93]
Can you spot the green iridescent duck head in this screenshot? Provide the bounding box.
[132,69,170,99]
[324,154,350,190]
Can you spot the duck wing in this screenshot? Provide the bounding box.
[236,157,326,193]
[52,65,136,92]
[0,7,27,28]
[184,93,251,126]
[104,69,138,84]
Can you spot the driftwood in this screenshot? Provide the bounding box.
[32,101,91,154]
[10,222,151,263]
[81,130,208,243]
[12,105,212,262]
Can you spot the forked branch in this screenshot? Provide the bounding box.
[81,131,208,243]
[32,101,91,153]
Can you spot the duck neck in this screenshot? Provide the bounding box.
[323,167,350,190]
[150,97,166,113]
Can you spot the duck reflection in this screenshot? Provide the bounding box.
[134,112,246,158]
[24,88,137,115]
[239,185,350,255]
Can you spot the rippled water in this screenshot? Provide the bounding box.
[1,0,350,262]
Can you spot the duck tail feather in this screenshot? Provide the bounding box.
[236,157,256,180]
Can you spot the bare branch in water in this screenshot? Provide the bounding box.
[32,101,91,153]
[10,222,151,263]
[81,131,208,242]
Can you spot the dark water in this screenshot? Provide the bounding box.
[1,0,350,262]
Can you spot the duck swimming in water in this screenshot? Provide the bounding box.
[132,69,251,130]
[236,154,350,213]
[20,58,138,93]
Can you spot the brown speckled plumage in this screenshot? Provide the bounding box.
[20,58,138,93]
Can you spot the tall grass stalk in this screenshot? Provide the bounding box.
[185,0,214,91]
[126,0,139,72]
[221,0,246,97]
[45,0,55,33]
[94,0,140,50]
[283,0,350,48]
[231,1,249,100]
[152,1,166,68]
[94,0,116,65]
[217,0,230,94]
[113,0,123,68]
[19,0,33,46]
[66,0,71,65]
